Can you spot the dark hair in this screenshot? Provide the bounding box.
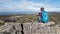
[41,7,44,9]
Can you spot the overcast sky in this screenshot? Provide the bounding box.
[0,0,60,12]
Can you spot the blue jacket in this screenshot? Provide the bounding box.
[41,11,49,23]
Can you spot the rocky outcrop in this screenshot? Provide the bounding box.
[23,23,59,34]
[0,23,21,34]
[0,23,59,34]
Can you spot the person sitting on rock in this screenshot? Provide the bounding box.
[36,7,49,23]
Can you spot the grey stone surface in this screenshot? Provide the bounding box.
[0,23,60,34]
[0,23,22,34]
[23,23,32,34]
[23,23,60,34]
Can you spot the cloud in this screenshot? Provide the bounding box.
[0,0,60,12]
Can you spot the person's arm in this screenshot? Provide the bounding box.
[39,12,42,16]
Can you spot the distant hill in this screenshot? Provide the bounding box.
[48,12,60,16]
[0,11,60,15]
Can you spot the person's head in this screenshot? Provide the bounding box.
[40,7,44,11]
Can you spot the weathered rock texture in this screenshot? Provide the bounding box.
[0,23,60,34]
[0,23,22,34]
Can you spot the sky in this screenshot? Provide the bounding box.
[0,0,60,12]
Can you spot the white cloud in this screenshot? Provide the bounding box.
[45,8,60,11]
[0,0,60,12]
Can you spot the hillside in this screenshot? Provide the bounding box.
[0,12,60,26]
